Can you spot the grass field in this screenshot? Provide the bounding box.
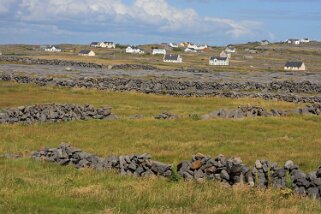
[1,82,321,213]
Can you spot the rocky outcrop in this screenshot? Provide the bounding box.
[0,104,115,124]
[3,73,321,104]
[202,104,321,119]
[31,144,172,178]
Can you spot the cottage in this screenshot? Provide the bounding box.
[179,42,191,47]
[152,49,166,55]
[209,57,229,66]
[301,38,310,43]
[184,48,197,53]
[45,46,62,52]
[287,39,300,45]
[220,51,231,59]
[260,40,270,46]
[169,43,179,48]
[103,42,115,48]
[163,54,182,63]
[78,50,95,57]
[225,46,236,53]
[187,44,208,50]
[284,61,306,71]
[126,46,145,54]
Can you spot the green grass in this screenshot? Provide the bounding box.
[1,82,321,213]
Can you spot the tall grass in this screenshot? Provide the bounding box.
[1,82,321,213]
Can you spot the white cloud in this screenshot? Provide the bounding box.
[18,0,128,21]
[0,0,16,14]
[1,0,264,44]
[204,17,261,37]
[132,0,199,31]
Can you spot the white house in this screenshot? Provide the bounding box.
[45,46,62,52]
[225,46,236,53]
[287,39,301,45]
[79,50,96,57]
[187,44,208,50]
[300,38,310,43]
[184,48,197,53]
[126,46,145,54]
[260,40,270,46]
[284,61,306,71]
[209,57,229,66]
[163,54,182,63]
[103,42,116,48]
[152,49,166,55]
[169,43,179,48]
[220,51,231,59]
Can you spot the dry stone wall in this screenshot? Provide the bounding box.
[177,154,321,200]
[201,104,321,119]
[0,104,115,124]
[0,56,157,70]
[2,73,321,104]
[29,144,321,200]
[31,144,172,178]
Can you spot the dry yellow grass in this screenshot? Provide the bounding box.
[0,82,321,213]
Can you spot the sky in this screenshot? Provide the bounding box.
[0,0,320,45]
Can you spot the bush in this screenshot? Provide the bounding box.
[172,47,182,52]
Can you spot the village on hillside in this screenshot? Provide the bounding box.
[0,38,320,72]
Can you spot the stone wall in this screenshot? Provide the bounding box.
[30,144,321,200]
[31,144,172,178]
[201,104,321,119]
[0,56,103,69]
[0,56,157,70]
[2,73,321,104]
[177,154,321,200]
[0,104,115,124]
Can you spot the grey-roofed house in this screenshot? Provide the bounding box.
[103,42,115,48]
[78,50,96,57]
[90,42,100,47]
[284,61,306,71]
[44,46,62,52]
[261,40,270,46]
[163,54,182,63]
[209,56,229,66]
[225,46,236,53]
[287,39,300,45]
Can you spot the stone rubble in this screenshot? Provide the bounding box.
[154,112,178,120]
[0,104,116,124]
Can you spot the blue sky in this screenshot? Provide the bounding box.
[0,0,320,45]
